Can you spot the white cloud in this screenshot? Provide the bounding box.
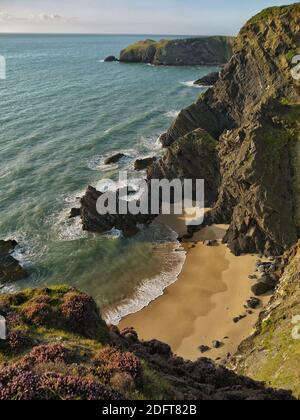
[0,10,68,23]
[0,12,14,22]
[34,14,63,22]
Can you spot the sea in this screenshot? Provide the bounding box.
[0,34,219,324]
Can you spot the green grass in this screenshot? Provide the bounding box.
[122,39,168,54]
[247,3,300,25]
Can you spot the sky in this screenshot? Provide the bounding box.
[0,0,297,35]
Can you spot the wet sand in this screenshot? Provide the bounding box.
[119,216,269,362]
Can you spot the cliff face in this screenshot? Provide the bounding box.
[120,36,235,66]
[154,4,300,256]
[0,286,293,400]
[232,242,300,398]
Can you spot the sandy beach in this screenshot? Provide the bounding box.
[119,215,270,362]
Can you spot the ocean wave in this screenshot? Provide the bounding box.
[141,134,163,152]
[180,80,202,88]
[51,208,89,242]
[164,110,180,119]
[103,226,186,325]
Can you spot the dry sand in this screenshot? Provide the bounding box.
[119,214,270,362]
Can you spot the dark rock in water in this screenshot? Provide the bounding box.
[104,55,118,62]
[80,186,156,236]
[194,72,220,87]
[0,240,28,284]
[104,153,125,165]
[69,208,81,219]
[0,240,17,256]
[246,297,262,309]
[134,157,157,171]
[199,345,210,354]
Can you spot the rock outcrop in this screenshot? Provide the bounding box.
[119,36,235,66]
[104,56,118,62]
[134,157,157,171]
[0,240,27,285]
[194,72,220,86]
[0,286,293,400]
[80,186,155,237]
[149,128,220,207]
[151,4,300,256]
[104,153,125,165]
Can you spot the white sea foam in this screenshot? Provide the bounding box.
[164,110,180,119]
[104,227,186,326]
[53,208,89,242]
[141,135,163,152]
[180,80,202,88]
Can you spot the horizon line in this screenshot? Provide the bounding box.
[0,32,235,37]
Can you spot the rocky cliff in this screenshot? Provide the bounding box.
[0,286,292,400]
[119,36,235,66]
[231,242,300,398]
[153,3,300,256]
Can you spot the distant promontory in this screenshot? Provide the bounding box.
[119,36,235,66]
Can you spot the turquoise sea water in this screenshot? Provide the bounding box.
[0,34,218,323]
